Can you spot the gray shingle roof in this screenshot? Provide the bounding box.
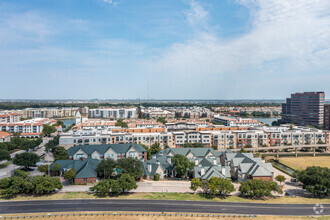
[67,143,146,157]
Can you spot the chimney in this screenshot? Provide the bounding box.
[213,159,217,165]
[167,157,171,164]
[152,155,156,159]
[147,163,152,172]
[80,157,85,161]
[195,159,198,166]
[221,166,226,176]
[201,167,205,176]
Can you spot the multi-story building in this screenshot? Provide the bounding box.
[0,118,56,138]
[89,107,137,119]
[59,125,329,150]
[0,131,10,142]
[0,113,21,123]
[165,120,212,131]
[22,107,79,119]
[213,115,261,127]
[282,92,325,127]
[324,104,330,130]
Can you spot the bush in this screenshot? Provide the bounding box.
[154,173,160,181]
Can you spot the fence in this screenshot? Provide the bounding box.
[0,212,257,219]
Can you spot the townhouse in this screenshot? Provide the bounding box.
[143,148,231,180]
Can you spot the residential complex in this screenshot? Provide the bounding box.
[213,115,261,127]
[0,118,56,138]
[0,112,21,123]
[51,143,147,184]
[212,106,281,117]
[143,148,274,181]
[141,106,213,119]
[282,92,325,127]
[22,107,79,119]
[88,107,137,119]
[59,124,329,150]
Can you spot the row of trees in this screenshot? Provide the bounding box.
[190,177,235,197]
[190,178,281,198]
[0,137,42,153]
[0,170,62,198]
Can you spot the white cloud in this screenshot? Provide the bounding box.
[103,0,119,6]
[150,0,330,79]
[183,0,208,27]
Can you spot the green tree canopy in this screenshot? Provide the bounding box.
[294,166,330,197]
[115,119,128,128]
[150,142,161,155]
[96,158,117,179]
[239,179,280,198]
[42,124,56,136]
[13,152,40,170]
[53,146,69,161]
[172,154,194,178]
[275,175,286,185]
[117,157,143,180]
[190,178,201,193]
[38,165,49,173]
[157,117,167,124]
[118,173,138,192]
[0,149,11,161]
[63,168,76,182]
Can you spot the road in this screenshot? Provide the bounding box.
[0,199,328,216]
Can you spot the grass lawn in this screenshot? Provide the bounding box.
[279,156,330,170]
[3,192,330,204]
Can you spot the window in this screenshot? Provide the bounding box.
[83,178,87,182]
[129,152,137,157]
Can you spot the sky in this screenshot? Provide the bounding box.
[1,0,330,100]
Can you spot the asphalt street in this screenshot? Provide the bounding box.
[0,199,328,216]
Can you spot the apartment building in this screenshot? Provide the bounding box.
[0,131,10,142]
[0,113,21,123]
[213,115,261,127]
[59,125,329,150]
[22,107,79,119]
[165,120,212,131]
[141,107,175,119]
[89,107,137,119]
[0,118,56,138]
[324,104,330,130]
[282,92,325,127]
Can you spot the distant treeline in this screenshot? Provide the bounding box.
[0,101,282,110]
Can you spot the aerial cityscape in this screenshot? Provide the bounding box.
[0,0,329,219]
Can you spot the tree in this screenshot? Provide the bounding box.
[141,144,151,160]
[13,152,40,170]
[53,146,69,161]
[208,177,220,196]
[239,179,280,198]
[109,179,122,196]
[118,173,137,192]
[240,148,247,153]
[96,158,117,179]
[164,145,170,149]
[115,119,128,128]
[294,166,330,197]
[45,136,60,152]
[150,142,161,155]
[117,158,144,180]
[38,165,49,173]
[154,173,160,181]
[211,145,218,151]
[190,178,201,193]
[275,175,286,185]
[157,117,167,124]
[63,168,76,183]
[52,163,60,176]
[172,154,194,178]
[42,124,56,136]
[32,175,63,195]
[90,180,110,196]
[12,169,29,178]
[0,149,11,161]
[218,178,235,197]
[245,144,253,148]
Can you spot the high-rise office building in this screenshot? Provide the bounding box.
[282,92,325,127]
[324,104,330,130]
